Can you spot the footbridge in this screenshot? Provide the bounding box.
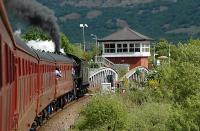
[122,66,149,81]
[89,67,118,88]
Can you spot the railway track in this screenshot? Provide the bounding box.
[37,95,91,131]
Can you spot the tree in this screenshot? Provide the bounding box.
[172,39,200,66]
[22,26,51,41]
[60,33,72,54]
[60,33,84,58]
[155,39,177,58]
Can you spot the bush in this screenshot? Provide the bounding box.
[129,102,172,131]
[168,93,200,131]
[76,95,128,130]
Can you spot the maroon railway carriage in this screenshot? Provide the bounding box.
[14,37,39,131]
[0,1,17,131]
[47,53,74,99]
[33,50,56,116]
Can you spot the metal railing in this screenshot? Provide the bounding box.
[95,56,115,68]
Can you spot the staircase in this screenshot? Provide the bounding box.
[95,56,115,68]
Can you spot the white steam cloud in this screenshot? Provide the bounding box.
[27,40,65,54]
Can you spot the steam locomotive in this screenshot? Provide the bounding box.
[0,2,89,131]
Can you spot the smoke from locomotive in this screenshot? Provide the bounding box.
[7,0,61,53]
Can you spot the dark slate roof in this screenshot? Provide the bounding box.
[33,50,55,62]
[15,36,38,58]
[98,27,153,42]
[47,53,74,64]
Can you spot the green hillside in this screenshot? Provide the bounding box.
[9,0,200,43]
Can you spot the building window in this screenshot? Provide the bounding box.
[104,43,115,53]
[135,43,140,52]
[129,43,141,52]
[129,43,135,52]
[123,44,128,52]
[117,43,128,53]
[142,43,150,52]
[117,44,122,52]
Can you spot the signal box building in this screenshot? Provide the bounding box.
[98,27,153,69]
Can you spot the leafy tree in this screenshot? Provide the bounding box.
[60,33,85,58]
[173,39,200,66]
[22,26,51,41]
[82,52,92,62]
[60,33,72,53]
[155,39,170,56]
[148,39,200,129]
[155,39,177,59]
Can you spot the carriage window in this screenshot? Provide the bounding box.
[0,34,2,87]
[13,55,15,82]
[10,52,14,83]
[35,63,37,73]
[22,59,25,75]
[5,44,9,83]
[30,62,33,74]
[32,63,34,73]
[10,51,13,83]
[25,60,27,75]
[26,60,28,75]
[18,58,21,76]
[28,61,31,75]
[43,65,45,73]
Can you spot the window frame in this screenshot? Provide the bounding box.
[129,43,134,52]
[104,43,116,53]
[142,43,150,52]
[123,43,128,52]
[135,43,141,52]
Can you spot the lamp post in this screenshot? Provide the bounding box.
[169,44,171,65]
[91,34,98,49]
[80,24,88,51]
[91,34,98,62]
[153,43,158,66]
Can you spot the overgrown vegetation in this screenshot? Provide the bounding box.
[75,39,200,130]
[76,95,128,131]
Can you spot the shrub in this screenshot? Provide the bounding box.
[76,95,128,130]
[129,102,172,131]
